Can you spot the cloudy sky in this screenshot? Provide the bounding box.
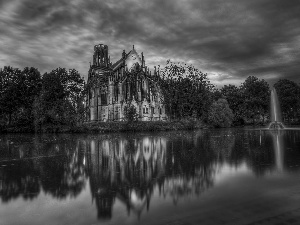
[1,0,300,87]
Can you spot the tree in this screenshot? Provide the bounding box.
[0,66,42,127]
[159,60,214,120]
[240,76,270,124]
[123,104,139,122]
[208,98,234,128]
[274,79,300,123]
[63,69,86,123]
[17,67,42,126]
[221,84,244,124]
[0,66,24,125]
[212,88,223,101]
[21,67,42,109]
[33,68,86,131]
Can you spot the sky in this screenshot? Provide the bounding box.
[1,0,300,87]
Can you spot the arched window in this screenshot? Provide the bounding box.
[114,85,119,102]
[101,93,107,105]
[143,107,148,114]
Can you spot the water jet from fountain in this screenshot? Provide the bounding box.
[268,88,285,129]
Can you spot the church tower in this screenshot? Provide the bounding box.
[93,44,110,68]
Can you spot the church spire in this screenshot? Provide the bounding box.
[141,52,144,67]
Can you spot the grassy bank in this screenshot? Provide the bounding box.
[0,120,207,133]
[0,124,35,133]
[74,120,206,133]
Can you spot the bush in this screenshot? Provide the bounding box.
[208,98,234,128]
[123,104,139,122]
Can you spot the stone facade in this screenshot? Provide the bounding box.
[86,44,167,122]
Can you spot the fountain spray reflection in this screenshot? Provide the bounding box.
[270,130,284,171]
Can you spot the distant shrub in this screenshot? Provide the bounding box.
[208,98,234,128]
[123,104,139,122]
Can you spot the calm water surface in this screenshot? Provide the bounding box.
[1,129,300,225]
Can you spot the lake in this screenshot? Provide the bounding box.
[1,128,300,225]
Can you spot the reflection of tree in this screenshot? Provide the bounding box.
[278,130,300,171]
[244,130,300,174]
[206,129,276,176]
[39,156,85,199]
[0,160,40,202]
[160,131,217,204]
[246,131,275,176]
[208,130,235,162]
[211,129,300,176]
[231,130,296,176]
[0,135,40,202]
[0,134,87,202]
[37,136,86,199]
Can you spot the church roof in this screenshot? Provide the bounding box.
[112,50,132,70]
[90,46,146,75]
[111,58,124,70]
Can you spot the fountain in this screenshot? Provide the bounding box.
[268,88,285,129]
[254,87,299,173]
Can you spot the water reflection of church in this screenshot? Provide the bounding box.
[85,136,166,219]
[2,130,295,221]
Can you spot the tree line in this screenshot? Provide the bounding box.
[158,60,300,127]
[1,62,300,132]
[0,66,86,132]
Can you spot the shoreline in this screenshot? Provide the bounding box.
[2,121,298,134]
[0,120,208,134]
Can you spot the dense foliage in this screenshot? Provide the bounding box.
[240,76,270,124]
[0,66,86,132]
[158,61,278,126]
[159,60,214,121]
[220,76,272,125]
[220,84,244,125]
[208,98,234,128]
[274,79,300,123]
[0,66,42,128]
[33,68,86,132]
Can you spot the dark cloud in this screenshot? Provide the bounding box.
[0,0,300,86]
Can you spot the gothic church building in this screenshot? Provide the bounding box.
[86,44,167,122]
